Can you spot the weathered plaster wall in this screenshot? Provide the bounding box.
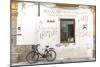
[11,1,96,63]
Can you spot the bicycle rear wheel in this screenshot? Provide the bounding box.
[46,50,56,61]
[26,51,39,64]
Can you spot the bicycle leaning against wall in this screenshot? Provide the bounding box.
[26,44,56,64]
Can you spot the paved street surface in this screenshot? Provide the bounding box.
[11,57,95,66]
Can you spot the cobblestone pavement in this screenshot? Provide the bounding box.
[11,57,95,66]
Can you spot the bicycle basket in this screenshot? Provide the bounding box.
[32,45,38,51]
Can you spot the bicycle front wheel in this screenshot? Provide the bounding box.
[46,50,56,61]
[26,51,39,64]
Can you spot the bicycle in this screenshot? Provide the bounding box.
[26,44,56,64]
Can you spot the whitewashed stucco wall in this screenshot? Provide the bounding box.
[16,2,95,60]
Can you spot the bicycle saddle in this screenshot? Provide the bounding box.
[37,44,40,46]
[46,45,49,48]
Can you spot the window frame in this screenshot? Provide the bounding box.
[60,19,75,43]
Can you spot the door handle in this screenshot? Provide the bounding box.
[16,34,22,36]
[18,27,21,30]
[17,27,21,36]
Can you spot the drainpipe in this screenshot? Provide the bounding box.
[32,2,40,49]
[38,2,40,16]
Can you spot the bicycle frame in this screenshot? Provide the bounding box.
[33,46,55,58]
[36,47,49,58]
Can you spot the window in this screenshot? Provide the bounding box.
[60,19,75,43]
